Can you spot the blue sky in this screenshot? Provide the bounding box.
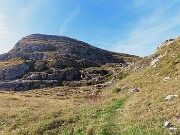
[0,0,180,56]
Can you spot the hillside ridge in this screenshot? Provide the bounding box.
[0,34,140,90]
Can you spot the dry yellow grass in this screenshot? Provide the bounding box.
[0,38,179,134]
[0,59,23,70]
[115,70,180,134]
[0,89,83,134]
[114,38,180,134]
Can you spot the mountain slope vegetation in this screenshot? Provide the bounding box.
[0,36,179,135]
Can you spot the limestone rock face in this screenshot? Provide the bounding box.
[0,80,60,91]
[1,34,126,65]
[158,39,175,50]
[0,34,140,90]
[0,62,32,80]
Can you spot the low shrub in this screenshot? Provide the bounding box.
[116,72,129,80]
[112,87,121,93]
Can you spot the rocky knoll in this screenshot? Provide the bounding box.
[0,34,140,90]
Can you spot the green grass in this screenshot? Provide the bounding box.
[63,96,129,135]
[116,72,129,80]
[0,38,179,134]
[112,39,180,135]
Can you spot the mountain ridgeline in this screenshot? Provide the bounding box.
[0,34,140,90]
[0,34,129,64]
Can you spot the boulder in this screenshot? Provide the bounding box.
[130,88,140,93]
[0,62,31,80]
[165,94,178,100]
[164,121,172,128]
[28,73,41,80]
[163,77,170,82]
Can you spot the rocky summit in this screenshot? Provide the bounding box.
[0,34,140,90]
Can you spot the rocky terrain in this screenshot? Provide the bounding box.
[0,34,140,90]
[0,36,179,135]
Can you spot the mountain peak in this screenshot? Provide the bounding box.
[1,34,139,63]
[0,34,140,90]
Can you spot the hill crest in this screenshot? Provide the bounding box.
[0,34,140,90]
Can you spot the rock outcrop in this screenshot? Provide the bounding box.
[0,34,127,64]
[158,39,175,50]
[0,34,140,90]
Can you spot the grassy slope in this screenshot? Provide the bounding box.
[0,38,179,135]
[116,38,180,134]
[0,86,131,135]
[0,91,77,134]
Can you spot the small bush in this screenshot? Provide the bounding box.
[63,81,81,87]
[112,87,121,93]
[152,53,160,59]
[116,72,129,80]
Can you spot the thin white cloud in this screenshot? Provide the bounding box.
[0,13,10,37]
[0,13,14,54]
[18,0,45,24]
[133,0,149,8]
[113,1,180,56]
[0,0,45,54]
[59,7,81,35]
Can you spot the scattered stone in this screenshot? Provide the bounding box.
[169,127,179,134]
[158,39,175,49]
[105,81,114,86]
[29,73,40,80]
[122,86,131,91]
[150,59,159,67]
[163,77,170,81]
[165,95,178,100]
[93,84,104,89]
[51,95,56,98]
[169,127,178,131]
[150,51,167,67]
[164,121,172,128]
[93,81,114,89]
[92,90,101,95]
[130,88,140,93]
[177,116,180,123]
